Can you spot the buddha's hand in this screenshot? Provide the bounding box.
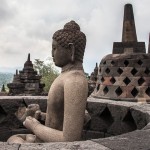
[26,104,40,117]
[20,104,41,122]
[34,110,42,120]
[35,110,46,122]
[23,116,40,132]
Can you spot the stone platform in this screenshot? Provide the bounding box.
[0,96,150,149]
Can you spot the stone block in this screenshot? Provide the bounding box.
[90,116,110,132]
[0,128,12,142]
[142,122,150,130]
[0,142,19,150]
[19,141,110,150]
[93,129,150,150]
[130,104,149,129]
[23,96,47,112]
[82,130,105,140]
[87,101,106,116]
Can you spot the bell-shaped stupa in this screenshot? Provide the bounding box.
[92,4,150,102]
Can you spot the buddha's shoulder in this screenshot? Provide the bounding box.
[64,70,87,83]
[64,70,84,76]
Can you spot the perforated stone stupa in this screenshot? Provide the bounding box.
[7,54,45,95]
[92,4,150,102]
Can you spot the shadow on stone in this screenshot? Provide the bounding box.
[122,110,137,131]
[0,105,7,124]
[99,107,114,128]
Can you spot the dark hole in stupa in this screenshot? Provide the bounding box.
[103,86,109,95]
[123,77,131,85]
[105,68,110,74]
[138,77,145,86]
[111,60,115,66]
[115,87,123,96]
[110,77,116,84]
[101,76,105,83]
[145,87,150,97]
[124,60,129,66]
[131,87,138,97]
[131,68,138,76]
[137,59,143,66]
[145,67,150,75]
[117,68,123,75]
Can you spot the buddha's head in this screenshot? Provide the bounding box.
[52,20,86,67]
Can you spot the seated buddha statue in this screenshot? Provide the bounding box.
[7,20,88,143]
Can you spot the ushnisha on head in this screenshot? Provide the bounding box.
[52,20,86,63]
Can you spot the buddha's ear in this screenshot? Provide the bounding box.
[68,43,75,63]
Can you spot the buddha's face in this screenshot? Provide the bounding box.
[52,40,72,67]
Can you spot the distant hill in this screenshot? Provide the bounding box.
[0,72,13,90]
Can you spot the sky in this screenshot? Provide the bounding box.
[0,0,150,74]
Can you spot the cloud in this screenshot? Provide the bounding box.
[0,0,150,74]
[0,0,17,24]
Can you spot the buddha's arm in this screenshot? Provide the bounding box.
[24,75,88,142]
[23,117,64,142]
[63,75,88,141]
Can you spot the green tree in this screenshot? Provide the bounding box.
[84,72,90,80]
[33,58,59,92]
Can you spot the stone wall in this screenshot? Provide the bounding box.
[84,97,148,139]
[0,96,47,141]
[0,96,150,149]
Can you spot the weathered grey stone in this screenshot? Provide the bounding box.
[107,120,137,136]
[0,98,23,113]
[0,96,47,141]
[87,101,107,116]
[107,103,129,121]
[90,116,113,132]
[19,141,110,150]
[84,130,106,141]
[104,133,113,138]
[130,106,147,129]
[0,98,23,129]
[131,104,150,123]
[0,96,150,148]
[0,128,12,142]
[0,142,20,150]
[87,98,149,136]
[88,97,138,108]
[92,129,150,150]
[83,130,105,140]
[143,122,150,130]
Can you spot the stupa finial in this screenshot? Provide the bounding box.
[1,84,6,92]
[16,69,18,75]
[122,4,137,42]
[96,63,98,68]
[27,53,30,61]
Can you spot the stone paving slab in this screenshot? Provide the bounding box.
[0,142,20,150]
[87,97,140,107]
[0,96,48,100]
[92,129,150,150]
[1,140,111,150]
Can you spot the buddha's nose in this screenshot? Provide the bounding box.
[52,50,54,57]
